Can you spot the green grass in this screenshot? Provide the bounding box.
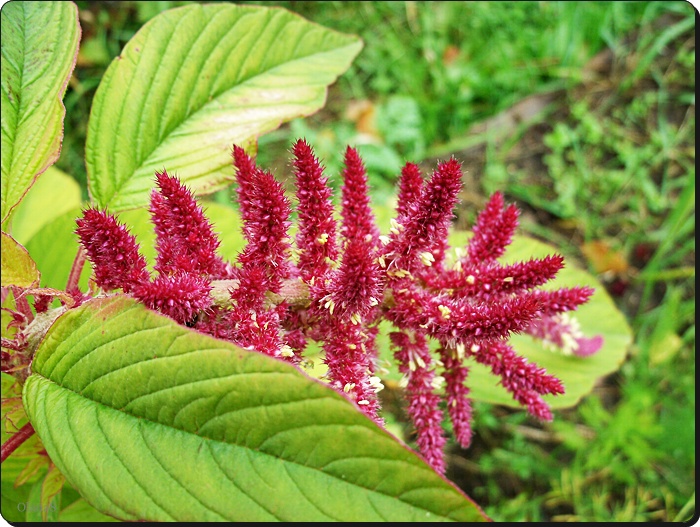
[54,1,696,522]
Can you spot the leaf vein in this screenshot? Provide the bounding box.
[137,422,228,520]
[93,405,177,520]
[207,441,283,521]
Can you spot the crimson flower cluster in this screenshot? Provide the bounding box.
[75,139,602,473]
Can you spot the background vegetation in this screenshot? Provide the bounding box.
[51,1,697,521]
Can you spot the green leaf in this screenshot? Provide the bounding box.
[40,464,65,522]
[58,497,120,523]
[450,233,632,409]
[25,471,60,522]
[23,296,488,522]
[7,165,82,246]
[12,455,48,489]
[0,1,80,224]
[1,479,30,522]
[23,208,90,291]
[86,3,363,212]
[1,231,40,287]
[1,373,46,517]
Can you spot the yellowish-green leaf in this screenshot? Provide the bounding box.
[86,3,363,212]
[23,208,89,291]
[1,231,39,287]
[7,165,82,245]
[40,464,65,522]
[25,472,60,522]
[0,1,80,223]
[24,296,488,522]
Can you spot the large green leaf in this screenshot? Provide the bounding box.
[0,1,80,224]
[23,296,488,522]
[86,3,363,212]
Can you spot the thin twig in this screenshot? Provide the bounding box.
[1,422,35,463]
[10,286,34,324]
[66,246,87,296]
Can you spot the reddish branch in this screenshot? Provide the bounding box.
[1,422,35,463]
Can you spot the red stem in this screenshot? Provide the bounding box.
[66,246,87,296]
[1,336,25,351]
[1,422,35,463]
[10,286,34,324]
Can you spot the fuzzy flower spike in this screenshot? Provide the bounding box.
[75,208,150,294]
[76,173,224,325]
[317,147,385,423]
[291,138,339,281]
[149,170,233,279]
[75,140,603,476]
[228,145,294,360]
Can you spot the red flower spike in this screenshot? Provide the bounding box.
[133,273,212,325]
[388,284,543,346]
[471,340,564,420]
[227,265,289,359]
[292,139,339,281]
[324,320,383,424]
[525,313,603,357]
[230,145,259,208]
[384,158,463,273]
[325,236,383,324]
[395,162,424,219]
[229,264,269,310]
[466,192,519,263]
[436,255,565,299]
[530,286,595,316]
[150,170,232,279]
[340,146,381,245]
[391,330,447,473]
[319,147,384,324]
[439,348,473,449]
[75,208,150,293]
[229,305,285,358]
[232,145,293,291]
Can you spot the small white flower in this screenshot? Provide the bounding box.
[420,251,435,266]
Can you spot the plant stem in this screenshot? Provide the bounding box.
[66,246,87,296]
[10,286,34,324]
[1,337,25,351]
[1,422,35,463]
